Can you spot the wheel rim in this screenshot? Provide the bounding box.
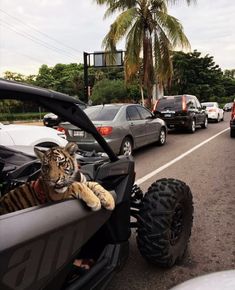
[123,140,132,156]
[205,118,208,127]
[191,120,195,132]
[170,204,184,245]
[160,130,165,144]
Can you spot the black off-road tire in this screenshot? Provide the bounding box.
[136,178,193,268]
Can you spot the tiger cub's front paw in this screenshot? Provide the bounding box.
[89,199,101,211]
[101,194,115,211]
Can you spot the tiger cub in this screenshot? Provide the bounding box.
[0,142,115,215]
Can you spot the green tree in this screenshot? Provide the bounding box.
[224,69,235,79]
[34,63,85,100]
[167,50,225,102]
[91,79,128,104]
[95,0,195,107]
[35,64,55,88]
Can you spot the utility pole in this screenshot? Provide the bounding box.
[83,52,89,103]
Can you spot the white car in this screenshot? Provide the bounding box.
[170,270,235,290]
[201,102,224,122]
[0,123,68,147]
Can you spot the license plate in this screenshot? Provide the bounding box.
[73,130,84,137]
[164,114,171,118]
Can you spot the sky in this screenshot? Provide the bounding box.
[0,0,235,77]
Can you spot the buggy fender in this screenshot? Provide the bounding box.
[0,200,111,290]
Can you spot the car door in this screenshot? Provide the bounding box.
[136,105,160,144]
[194,97,204,124]
[126,105,146,148]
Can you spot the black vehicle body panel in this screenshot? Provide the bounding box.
[0,79,135,290]
[0,202,111,290]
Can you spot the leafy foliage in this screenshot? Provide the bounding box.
[95,0,195,107]
[91,79,127,104]
[165,50,234,102]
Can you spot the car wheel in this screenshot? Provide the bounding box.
[189,119,196,133]
[157,128,166,146]
[230,128,235,138]
[136,178,193,267]
[216,114,220,123]
[201,117,208,129]
[221,114,224,121]
[120,137,133,156]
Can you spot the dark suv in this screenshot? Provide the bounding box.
[230,101,235,137]
[153,95,208,133]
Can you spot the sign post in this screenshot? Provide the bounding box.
[83,50,124,103]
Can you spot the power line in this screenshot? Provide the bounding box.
[0,20,78,61]
[0,8,83,55]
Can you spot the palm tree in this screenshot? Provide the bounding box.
[95,0,196,108]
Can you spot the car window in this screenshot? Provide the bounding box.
[201,103,214,107]
[186,97,196,109]
[136,106,152,119]
[195,98,201,109]
[126,106,141,121]
[156,97,182,111]
[84,106,119,121]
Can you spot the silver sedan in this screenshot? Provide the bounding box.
[60,103,167,156]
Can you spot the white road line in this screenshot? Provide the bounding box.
[135,128,230,186]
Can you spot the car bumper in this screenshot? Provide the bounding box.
[207,112,218,120]
[163,116,191,128]
[76,138,121,155]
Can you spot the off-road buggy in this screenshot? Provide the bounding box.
[0,79,193,290]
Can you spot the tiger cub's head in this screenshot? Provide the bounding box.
[34,142,78,193]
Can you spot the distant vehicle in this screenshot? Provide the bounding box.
[230,101,235,138]
[43,101,87,127]
[201,102,224,122]
[223,102,233,112]
[60,103,168,156]
[0,123,67,147]
[152,95,208,133]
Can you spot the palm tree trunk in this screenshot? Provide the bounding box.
[143,31,154,109]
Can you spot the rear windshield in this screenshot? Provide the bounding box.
[156,97,182,111]
[202,103,214,107]
[84,106,119,121]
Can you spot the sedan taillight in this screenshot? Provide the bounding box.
[208,108,216,112]
[182,95,187,112]
[57,127,66,134]
[96,126,113,136]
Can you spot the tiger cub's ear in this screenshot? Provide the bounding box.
[65,142,78,156]
[34,147,45,161]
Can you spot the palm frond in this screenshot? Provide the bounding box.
[153,28,173,84]
[102,8,137,50]
[155,11,190,50]
[124,18,144,82]
[95,0,137,18]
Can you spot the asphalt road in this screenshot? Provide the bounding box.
[108,112,235,290]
